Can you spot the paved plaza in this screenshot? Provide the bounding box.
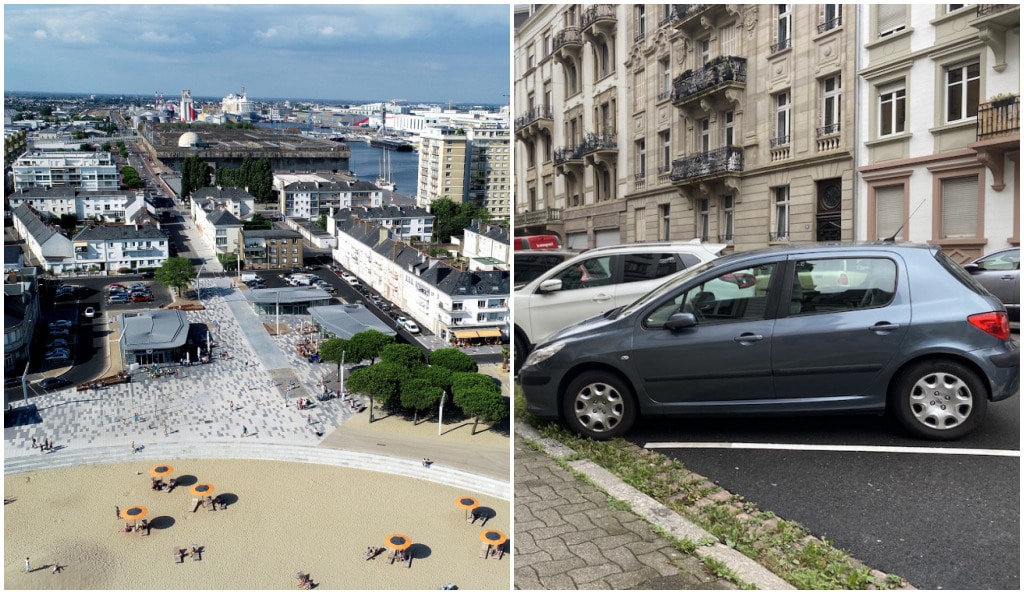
[4,276,510,501]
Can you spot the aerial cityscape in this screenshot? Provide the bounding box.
[5,3,512,589]
[4,3,1021,593]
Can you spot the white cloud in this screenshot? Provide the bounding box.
[33,29,48,40]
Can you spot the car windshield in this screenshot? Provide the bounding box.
[616,260,718,318]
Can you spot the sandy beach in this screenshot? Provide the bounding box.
[5,401,511,590]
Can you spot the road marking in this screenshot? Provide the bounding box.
[643,441,1020,458]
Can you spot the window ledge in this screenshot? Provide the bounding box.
[864,132,912,148]
[864,27,914,50]
[928,118,977,136]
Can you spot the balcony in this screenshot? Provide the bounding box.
[514,106,554,139]
[816,123,843,152]
[971,5,1019,71]
[970,95,1020,191]
[669,146,744,186]
[553,145,582,167]
[658,5,687,28]
[552,27,583,64]
[577,130,617,164]
[581,4,616,32]
[671,57,746,108]
[514,207,563,229]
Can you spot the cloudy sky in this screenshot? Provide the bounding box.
[4,3,511,104]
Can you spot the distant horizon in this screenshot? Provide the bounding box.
[4,4,510,104]
[5,89,507,109]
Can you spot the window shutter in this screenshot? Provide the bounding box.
[941,176,978,238]
[877,5,905,36]
[874,186,904,240]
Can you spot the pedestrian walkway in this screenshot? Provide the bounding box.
[515,423,791,590]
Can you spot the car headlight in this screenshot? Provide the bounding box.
[524,341,566,368]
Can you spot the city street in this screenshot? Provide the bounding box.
[629,394,1020,590]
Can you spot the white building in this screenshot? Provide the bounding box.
[7,187,147,223]
[190,187,256,220]
[274,173,383,219]
[328,205,434,242]
[12,150,119,192]
[10,204,74,274]
[72,224,170,274]
[457,220,511,271]
[855,4,1019,261]
[193,205,244,257]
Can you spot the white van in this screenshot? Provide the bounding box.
[241,273,263,283]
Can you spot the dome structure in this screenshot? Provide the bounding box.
[177,132,201,148]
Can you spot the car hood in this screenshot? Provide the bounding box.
[541,307,625,348]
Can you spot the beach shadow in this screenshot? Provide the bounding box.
[150,515,175,530]
[175,474,198,487]
[217,493,239,508]
[407,543,432,560]
[473,507,497,526]
[4,404,42,428]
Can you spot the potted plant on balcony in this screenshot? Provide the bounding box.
[990,93,1016,108]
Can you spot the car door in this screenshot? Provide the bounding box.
[526,253,618,345]
[968,248,1019,309]
[629,261,782,407]
[770,254,911,405]
[612,252,693,309]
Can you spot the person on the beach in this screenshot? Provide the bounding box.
[51,562,63,574]
[115,506,121,519]
[130,441,135,454]
[24,557,31,573]
[242,426,248,437]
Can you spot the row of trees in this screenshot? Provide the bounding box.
[180,154,212,198]
[429,198,492,244]
[214,156,274,202]
[120,165,144,189]
[319,331,508,432]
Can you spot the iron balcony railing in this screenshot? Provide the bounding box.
[669,146,744,183]
[816,123,840,137]
[578,130,617,157]
[771,37,792,54]
[817,16,842,34]
[514,106,554,131]
[977,95,1020,141]
[977,4,1016,17]
[658,5,688,28]
[671,56,746,103]
[554,146,581,166]
[581,4,616,30]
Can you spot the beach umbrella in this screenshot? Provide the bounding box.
[123,506,148,522]
[455,496,479,520]
[149,464,174,478]
[383,533,412,551]
[480,529,507,547]
[190,483,215,497]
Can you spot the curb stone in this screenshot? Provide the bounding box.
[516,422,794,590]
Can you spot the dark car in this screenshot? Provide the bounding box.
[40,377,72,390]
[965,247,1019,322]
[519,243,1019,441]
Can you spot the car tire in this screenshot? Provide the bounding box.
[890,359,988,440]
[562,370,637,440]
[513,333,528,375]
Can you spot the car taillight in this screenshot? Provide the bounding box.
[968,312,1010,340]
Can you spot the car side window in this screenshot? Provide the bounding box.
[621,253,681,283]
[789,257,897,315]
[643,264,776,328]
[551,255,614,291]
[977,250,1020,271]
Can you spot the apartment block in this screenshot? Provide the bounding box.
[12,150,120,192]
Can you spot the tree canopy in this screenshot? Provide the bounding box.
[347,330,395,364]
[429,198,491,243]
[214,156,274,202]
[429,348,478,374]
[181,155,211,197]
[155,257,197,296]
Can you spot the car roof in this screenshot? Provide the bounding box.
[706,241,940,267]
[580,240,728,256]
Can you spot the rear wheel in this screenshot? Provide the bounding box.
[890,360,988,440]
[562,371,637,439]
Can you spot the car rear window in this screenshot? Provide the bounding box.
[622,253,684,283]
[514,253,575,287]
[936,250,991,296]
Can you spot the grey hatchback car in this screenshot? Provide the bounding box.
[519,244,1019,441]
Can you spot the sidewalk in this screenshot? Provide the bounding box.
[515,423,792,590]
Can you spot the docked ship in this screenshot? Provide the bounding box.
[369,136,415,152]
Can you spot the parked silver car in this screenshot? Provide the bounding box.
[965,247,1019,322]
[519,243,1019,441]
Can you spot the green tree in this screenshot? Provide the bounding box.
[429,348,478,373]
[319,337,351,364]
[347,330,395,364]
[453,388,508,434]
[380,343,427,370]
[346,361,410,411]
[420,365,453,395]
[101,141,112,152]
[243,213,273,230]
[251,157,274,202]
[72,130,88,140]
[79,143,92,152]
[399,376,441,424]
[429,198,491,243]
[58,214,78,234]
[155,257,197,296]
[451,372,500,398]
[181,155,211,197]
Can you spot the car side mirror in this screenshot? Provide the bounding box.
[665,312,698,330]
[538,279,563,293]
[962,264,982,274]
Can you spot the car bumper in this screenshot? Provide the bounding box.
[987,342,1020,401]
[518,366,560,420]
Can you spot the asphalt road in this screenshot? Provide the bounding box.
[627,396,1020,589]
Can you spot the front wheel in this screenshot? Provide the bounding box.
[562,371,638,440]
[890,360,988,440]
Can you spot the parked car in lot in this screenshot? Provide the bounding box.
[46,339,70,349]
[48,328,71,336]
[514,240,727,372]
[108,294,130,305]
[84,306,97,318]
[519,243,1020,441]
[45,349,71,361]
[131,294,154,302]
[48,320,74,329]
[40,377,72,390]
[396,316,420,334]
[965,247,1019,322]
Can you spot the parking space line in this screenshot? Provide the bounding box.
[643,441,1020,458]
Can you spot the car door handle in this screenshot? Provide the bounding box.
[592,294,612,302]
[1000,275,1015,280]
[869,322,901,333]
[733,333,764,343]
